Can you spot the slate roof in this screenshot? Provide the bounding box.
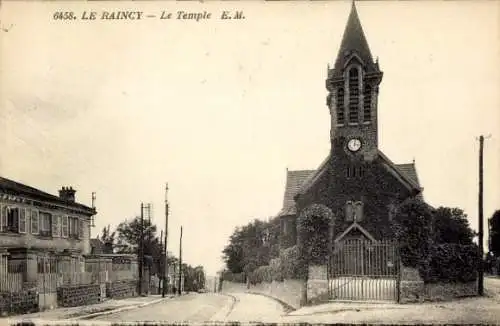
[332,1,377,75]
[90,238,104,254]
[277,152,422,217]
[0,176,95,214]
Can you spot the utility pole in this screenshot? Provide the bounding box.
[159,230,163,294]
[162,183,169,298]
[138,203,144,296]
[178,226,183,295]
[478,135,485,296]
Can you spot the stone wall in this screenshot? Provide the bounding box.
[106,280,137,299]
[0,290,38,315]
[57,284,100,307]
[399,266,478,303]
[248,279,305,309]
[423,282,478,301]
[307,265,329,305]
[221,280,305,310]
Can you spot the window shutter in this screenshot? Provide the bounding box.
[52,215,59,237]
[345,201,354,221]
[78,219,84,239]
[62,216,68,238]
[0,205,6,232]
[31,209,39,234]
[19,208,27,233]
[354,202,364,222]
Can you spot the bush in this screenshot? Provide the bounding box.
[280,245,301,279]
[269,258,283,282]
[222,271,246,283]
[423,243,481,283]
[251,265,273,284]
[297,204,334,279]
[391,198,434,269]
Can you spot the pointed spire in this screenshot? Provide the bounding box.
[333,0,376,73]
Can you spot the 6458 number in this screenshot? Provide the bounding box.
[53,12,77,20]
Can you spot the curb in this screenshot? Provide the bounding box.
[245,291,296,314]
[209,293,238,321]
[73,297,167,320]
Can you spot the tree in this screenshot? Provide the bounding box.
[433,207,475,245]
[391,198,434,269]
[222,217,281,274]
[114,216,164,275]
[489,210,500,257]
[98,225,116,254]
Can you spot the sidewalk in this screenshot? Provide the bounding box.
[9,295,173,321]
[285,296,500,324]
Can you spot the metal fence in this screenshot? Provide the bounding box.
[328,239,400,302]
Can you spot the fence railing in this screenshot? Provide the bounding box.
[0,272,24,292]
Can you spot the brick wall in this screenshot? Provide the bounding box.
[57,284,100,307]
[0,290,38,315]
[106,280,137,299]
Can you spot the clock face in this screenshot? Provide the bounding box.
[347,138,362,152]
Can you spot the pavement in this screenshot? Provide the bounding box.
[5,294,173,323]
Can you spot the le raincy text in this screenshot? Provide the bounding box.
[75,10,245,21]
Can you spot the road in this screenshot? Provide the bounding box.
[87,280,500,324]
[90,292,286,323]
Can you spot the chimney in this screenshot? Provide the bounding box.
[59,186,76,202]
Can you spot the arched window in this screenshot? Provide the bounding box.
[363,84,372,122]
[348,67,360,123]
[337,88,345,125]
[345,201,364,222]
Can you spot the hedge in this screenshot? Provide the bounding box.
[251,265,273,284]
[423,243,481,283]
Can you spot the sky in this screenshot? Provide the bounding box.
[1,0,499,276]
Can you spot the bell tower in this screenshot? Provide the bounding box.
[326,1,383,160]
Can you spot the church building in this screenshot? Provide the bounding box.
[278,2,424,249]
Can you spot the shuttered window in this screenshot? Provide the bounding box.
[61,216,69,238]
[19,208,27,233]
[31,209,39,234]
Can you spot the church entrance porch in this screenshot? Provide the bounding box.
[328,238,400,302]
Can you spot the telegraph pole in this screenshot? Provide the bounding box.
[478,135,485,296]
[159,230,163,293]
[138,203,144,295]
[162,183,169,298]
[178,226,183,295]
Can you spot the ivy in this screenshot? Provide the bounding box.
[296,204,334,279]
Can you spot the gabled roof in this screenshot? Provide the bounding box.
[334,221,376,243]
[376,151,421,193]
[278,170,315,216]
[332,1,377,74]
[0,176,95,214]
[277,151,422,217]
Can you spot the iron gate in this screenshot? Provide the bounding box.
[328,239,400,302]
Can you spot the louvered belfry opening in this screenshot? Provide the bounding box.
[348,67,360,123]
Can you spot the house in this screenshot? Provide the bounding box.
[0,176,96,287]
[90,238,104,255]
